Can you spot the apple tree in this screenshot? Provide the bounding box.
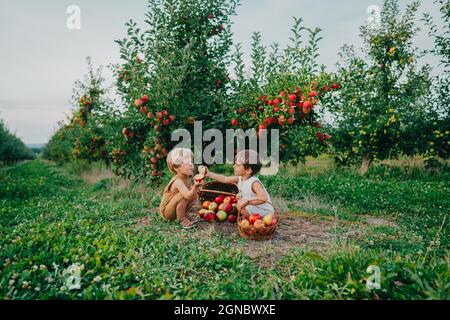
[0,118,35,165]
[417,0,450,167]
[111,0,239,180]
[230,18,340,165]
[330,0,432,174]
[43,58,113,164]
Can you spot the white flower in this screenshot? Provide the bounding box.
[39,265,47,271]
[9,279,15,286]
[32,265,38,271]
[93,276,102,283]
[22,281,30,289]
[34,287,40,292]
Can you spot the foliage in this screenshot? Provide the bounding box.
[0,160,448,299]
[331,0,432,173]
[42,58,115,165]
[110,0,240,180]
[0,119,35,165]
[230,18,340,164]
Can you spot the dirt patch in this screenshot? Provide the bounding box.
[187,203,336,267]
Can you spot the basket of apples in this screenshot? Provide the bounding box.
[195,165,239,223]
[237,202,279,240]
[198,194,239,223]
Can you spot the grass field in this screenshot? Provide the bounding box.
[0,159,449,299]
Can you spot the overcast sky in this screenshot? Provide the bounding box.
[0,0,444,144]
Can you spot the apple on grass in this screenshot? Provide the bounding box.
[223,203,233,213]
[198,209,208,219]
[202,201,211,209]
[215,195,225,205]
[208,202,218,212]
[216,210,227,222]
[240,219,250,228]
[204,211,216,223]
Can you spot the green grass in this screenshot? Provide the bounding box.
[0,160,448,299]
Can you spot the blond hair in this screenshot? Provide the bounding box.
[166,148,193,174]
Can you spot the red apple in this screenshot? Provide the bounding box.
[194,173,205,183]
[202,201,211,209]
[141,95,149,104]
[249,214,261,225]
[134,98,143,107]
[198,209,208,218]
[204,211,216,223]
[224,203,233,213]
[231,118,238,126]
[227,214,236,223]
[215,196,224,205]
[288,94,297,101]
[223,197,232,204]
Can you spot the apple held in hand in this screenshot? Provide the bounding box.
[204,211,216,223]
[202,201,211,209]
[208,202,219,212]
[194,173,205,183]
[216,210,227,222]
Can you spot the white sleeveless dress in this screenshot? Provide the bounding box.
[237,176,274,216]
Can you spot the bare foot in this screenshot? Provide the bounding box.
[179,216,196,229]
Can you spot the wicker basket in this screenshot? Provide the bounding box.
[198,181,238,203]
[237,201,280,241]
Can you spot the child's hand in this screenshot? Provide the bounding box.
[237,199,249,211]
[194,179,205,187]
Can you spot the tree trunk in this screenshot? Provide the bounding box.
[359,153,372,175]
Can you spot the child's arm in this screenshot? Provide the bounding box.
[205,169,239,185]
[249,181,268,205]
[173,179,202,201]
[237,181,268,211]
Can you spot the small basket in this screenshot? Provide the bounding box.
[237,201,280,241]
[199,181,238,203]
